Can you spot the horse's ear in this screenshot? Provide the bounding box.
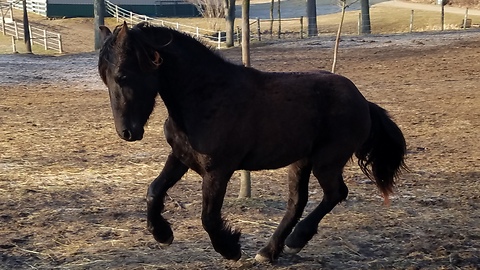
[152,51,162,68]
[116,21,129,43]
[98,26,112,43]
[122,21,129,31]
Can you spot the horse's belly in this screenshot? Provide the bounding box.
[239,143,312,171]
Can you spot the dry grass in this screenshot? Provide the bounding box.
[1,37,480,269]
[1,3,480,268]
[2,4,480,54]
[313,5,480,34]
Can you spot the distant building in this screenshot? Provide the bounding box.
[8,0,200,18]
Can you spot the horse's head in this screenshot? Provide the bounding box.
[98,22,162,141]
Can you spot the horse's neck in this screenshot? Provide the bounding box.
[161,46,238,94]
[158,50,246,132]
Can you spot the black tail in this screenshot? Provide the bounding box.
[355,102,407,200]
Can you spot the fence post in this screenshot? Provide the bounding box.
[11,35,16,53]
[236,26,241,44]
[256,17,261,41]
[1,9,5,35]
[463,8,469,29]
[58,33,63,53]
[43,29,47,50]
[14,21,18,39]
[196,27,199,38]
[358,12,361,35]
[300,16,303,39]
[410,10,414,33]
[9,4,13,20]
[115,6,119,22]
[217,31,221,49]
[29,25,33,48]
[130,11,133,25]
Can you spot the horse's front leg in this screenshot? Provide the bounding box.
[147,153,188,245]
[255,159,312,263]
[201,171,241,260]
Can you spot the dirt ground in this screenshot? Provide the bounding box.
[1,20,480,270]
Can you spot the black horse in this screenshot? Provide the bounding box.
[98,22,407,263]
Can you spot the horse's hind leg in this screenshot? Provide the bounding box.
[255,159,312,263]
[147,153,188,245]
[284,154,350,254]
[201,171,241,260]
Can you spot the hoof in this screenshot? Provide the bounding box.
[284,245,302,254]
[156,234,174,246]
[148,221,174,246]
[225,250,242,261]
[254,253,271,263]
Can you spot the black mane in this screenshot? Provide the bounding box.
[130,23,230,67]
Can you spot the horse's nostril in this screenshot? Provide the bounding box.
[122,129,132,140]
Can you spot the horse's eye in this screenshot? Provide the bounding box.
[115,75,128,85]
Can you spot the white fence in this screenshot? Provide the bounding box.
[7,0,46,17]
[0,3,63,53]
[0,19,63,53]
[105,0,226,48]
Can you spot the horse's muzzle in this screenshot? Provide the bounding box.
[119,128,143,141]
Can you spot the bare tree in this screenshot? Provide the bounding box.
[332,0,347,73]
[269,0,274,36]
[360,0,371,34]
[306,0,317,36]
[441,0,449,31]
[239,0,251,198]
[94,0,105,50]
[224,0,235,47]
[277,0,281,38]
[332,0,359,72]
[22,0,31,53]
[188,0,225,18]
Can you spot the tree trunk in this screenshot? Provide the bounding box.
[94,0,105,50]
[22,0,31,53]
[239,170,251,198]
[240,0,251,198]
[306,0,317,37]
[360,0,371,34]
[241,0,250,67]
[224,0,235,47]
[332,0,346,73]
[441,0,445,31]
[277,0,281,38]
[269,0,274,37]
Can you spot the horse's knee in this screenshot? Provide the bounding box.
[338,181,349,202]
[201,213,221,233]
[317,174,348,203]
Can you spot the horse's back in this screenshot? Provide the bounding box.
[235,70,371,170]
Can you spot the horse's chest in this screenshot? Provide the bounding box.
[164,118,210,175]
